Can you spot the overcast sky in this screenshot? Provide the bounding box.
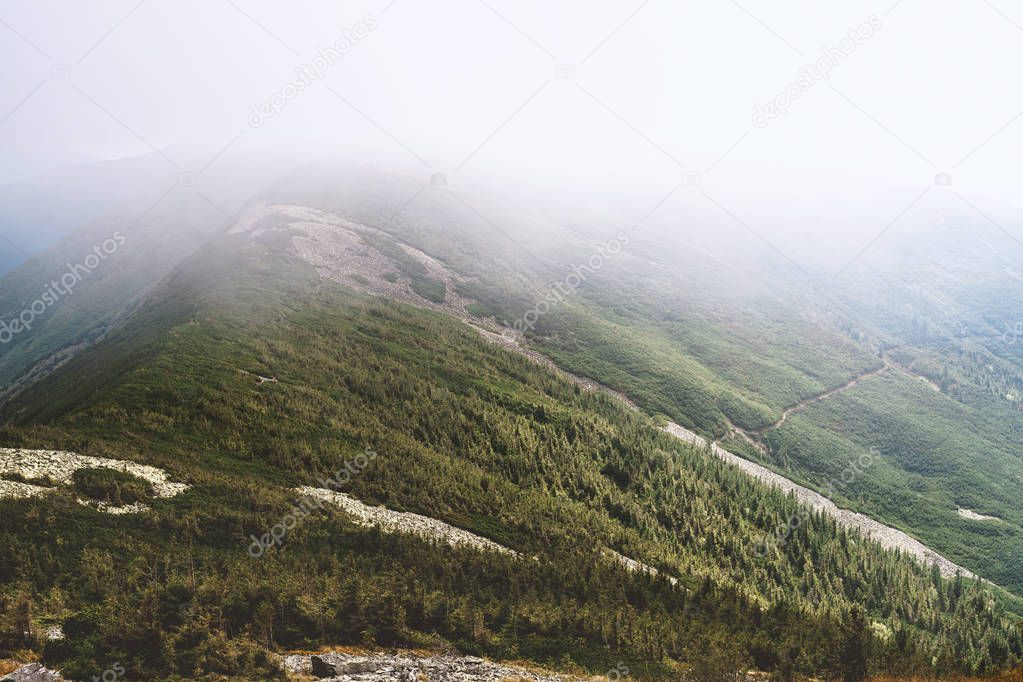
[1,0,1022,218]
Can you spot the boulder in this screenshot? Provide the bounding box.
[310,653,345,678]
[310,653,383,678]
[335,659,379,675]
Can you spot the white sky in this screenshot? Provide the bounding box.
[1,0,1022,217]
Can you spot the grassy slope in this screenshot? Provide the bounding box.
[0,192,231,392]
[2,233,1021,678]
[529,299,879,436]
[251,185,1023,600]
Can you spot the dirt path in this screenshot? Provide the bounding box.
[886,358,942,392]
[753,363,890,435]
[738,354,941,443]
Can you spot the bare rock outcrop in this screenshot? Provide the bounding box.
[297,487,517,556]
[290,651,585,681]
[0,448,189,513]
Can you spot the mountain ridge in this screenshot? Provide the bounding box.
[1,172,1022,678]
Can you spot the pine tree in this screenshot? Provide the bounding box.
[838,606,870,682]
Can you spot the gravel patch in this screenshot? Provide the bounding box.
[662,422,981,580]
[0,449,188,512]
[603,549,678,586]
[287,651,588,681]
[297,487,516,556]
[957,508,1000,522]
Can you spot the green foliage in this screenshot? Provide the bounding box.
[71,467,154,506]
[760,370,1023,594]
[0,471,58,487]
[409,276,446,303]
[358,230,446,303]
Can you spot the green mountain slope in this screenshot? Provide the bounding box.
[1,223,1021,680]
[265,171,1023,598]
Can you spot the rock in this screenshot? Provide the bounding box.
[281,653,312,674]
[0,449,190,508]
[310,653,347,677]
[311,654,383,677]
[1,663,62,682]
[395,667,419,682]
[336,659,379,675]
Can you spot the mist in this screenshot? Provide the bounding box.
[2,0,1023,277]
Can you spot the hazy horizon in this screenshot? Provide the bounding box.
[2,0,1022,194]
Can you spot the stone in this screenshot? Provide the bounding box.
[310,653,346,677]
[336,659,379,675]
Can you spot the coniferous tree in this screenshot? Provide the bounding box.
[838,606,870,682]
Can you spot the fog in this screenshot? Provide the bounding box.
[2,0,1023,272]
